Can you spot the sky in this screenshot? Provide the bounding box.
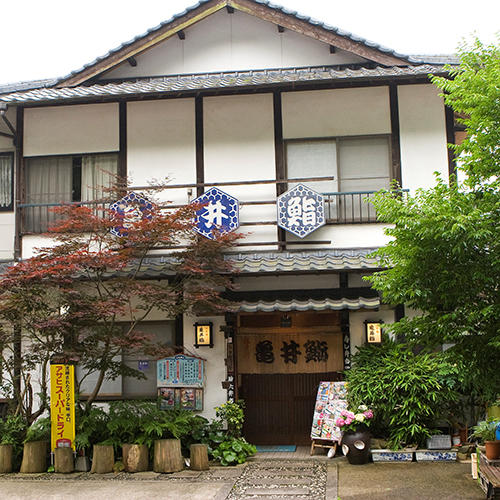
[0,0,498,85]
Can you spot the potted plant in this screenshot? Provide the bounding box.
[0,414,26,473]
[336,404,374,465]
[471,419,500,460]
[20,417,50,473]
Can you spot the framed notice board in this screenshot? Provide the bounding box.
[310,381,347,442]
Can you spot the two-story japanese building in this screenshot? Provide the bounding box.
[0,0,458,444]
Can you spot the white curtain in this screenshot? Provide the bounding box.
[25,157,72,232]
[0,155,13,209]
[81,154,118,201]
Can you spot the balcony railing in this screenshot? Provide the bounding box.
[324,191,380,224]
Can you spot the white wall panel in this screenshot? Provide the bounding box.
[0,213,15,259]
[24,103,119,156]
[103,10,365,79]
[398,84,449,191]
[204,93,276,246]
[282,86,391,138]
[127,99,196,205]
[349,307,395,353]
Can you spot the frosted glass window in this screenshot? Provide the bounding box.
[286,140,338,193]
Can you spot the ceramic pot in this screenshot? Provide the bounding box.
[341,428,371,465]
[485,440,500,460]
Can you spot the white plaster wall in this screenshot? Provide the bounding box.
[282,86,391,139]
[398,84,449,192]
[127,99,196,205]
[204,93,277,247]
[286,223,392,251]
[103,10,365,79]
[24,103,119,157]
[184,313,226,421]
[235,274,340,291]
[349,306,395,354]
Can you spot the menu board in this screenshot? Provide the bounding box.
[310,381,348,442]
[157,354,204,387]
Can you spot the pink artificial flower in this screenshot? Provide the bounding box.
[336,418,345,427]
[340,410,348,417]
[364,410,373,419]
[346,411,355,419]
[345,417,353,425]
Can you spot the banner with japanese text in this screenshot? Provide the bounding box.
[50,364,76,451]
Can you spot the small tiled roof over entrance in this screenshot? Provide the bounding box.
[227,249,382,274]
[236,296,380,312]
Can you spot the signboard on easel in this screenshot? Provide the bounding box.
[310,381,347,454]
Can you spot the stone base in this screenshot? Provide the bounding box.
[415,449,457,462]
[371,449,413,462]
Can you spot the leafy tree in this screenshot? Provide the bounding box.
[367,38,500,415]
[0,186,238,421]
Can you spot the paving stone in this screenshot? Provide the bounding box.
[239,496,313,500]
[246,469,315,477]
[245,478,312,486]
[129,471,160,480]
[242,487,310,495]
[168,470,202,479]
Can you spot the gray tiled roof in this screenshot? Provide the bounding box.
[55,0,414,85]
[236,296,380,312]
[0,79,57,95]
[228,249,382,273]
[0,64,448,104]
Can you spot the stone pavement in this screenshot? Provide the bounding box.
[0,458,485,499]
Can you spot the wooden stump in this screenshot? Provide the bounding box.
[90,444,114,474]
[54,447,74,473]
[0,444,13,473]
[20,441,48,473]
[190,444,209,471]
[153,439,183,473]
[123,444,149,473]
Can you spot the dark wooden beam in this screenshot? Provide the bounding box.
[127,57,137,67]
[177,30,186,40]
[277,25,285,33]
[118,102,127,190]
[195,96,204,197]
[340,310,351,369]
[389,84,402,186]
[394,304,405,322]
[445,105,456,180]
[230,0,408,66]
[329,45,336,54]
[273,91,286,250]
[58,0,226,87]
[14,106,24,260]
[226,5,234,13]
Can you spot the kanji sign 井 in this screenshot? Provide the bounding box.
[193,187,239,239]
[277,184,326,238]
[50,364,75,451]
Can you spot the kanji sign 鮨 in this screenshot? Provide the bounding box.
[192,187,239,239]
[50,364,75,451]
[277,184,325,238]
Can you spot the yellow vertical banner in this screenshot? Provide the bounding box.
[50,364,76,451]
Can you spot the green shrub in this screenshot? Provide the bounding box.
[0,414,27,470]
[471,419,499,444]
[346,338,460,449]
[212,437,256,466]
[24,417,50,443]
[74,406,110,451]
[215,400,245,438]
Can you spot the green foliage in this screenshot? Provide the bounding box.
[24,417,50,443]
[366,38,500,411]
[188,419,226,459]
[471,419,500,443]
[215,400,245,438]
[432,37,500,188]
[212,437,256,466]
[346,339,461,449]
[0,414,26,445]
[74,406,110,451]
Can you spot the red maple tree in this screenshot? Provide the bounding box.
[0,189,239,421]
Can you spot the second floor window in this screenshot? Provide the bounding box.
[286,136,391,223]
[24,153,118,233]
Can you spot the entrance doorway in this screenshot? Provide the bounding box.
[236,311,344,445]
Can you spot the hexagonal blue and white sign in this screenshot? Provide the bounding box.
[193,187,239,240]
[109,192,153,237]
[277,184,325,238]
